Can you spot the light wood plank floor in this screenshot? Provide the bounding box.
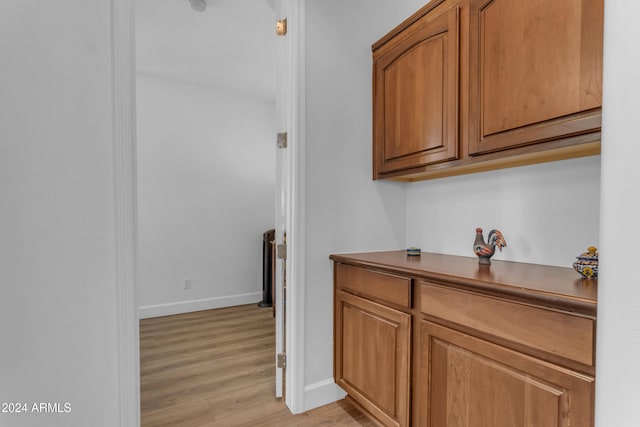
[140,304,376,426]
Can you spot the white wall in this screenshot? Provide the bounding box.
[406,156,601,267]
[0,2,120,426]
[136,74,276,317]
[303,0,417,406]
[595,1,640,425]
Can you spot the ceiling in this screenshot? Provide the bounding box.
[135,0,277,101]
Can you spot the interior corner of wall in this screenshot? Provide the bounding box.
[302,378,347,412]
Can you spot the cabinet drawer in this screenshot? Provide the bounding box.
[336,264,411,308]
[420,282,595,366]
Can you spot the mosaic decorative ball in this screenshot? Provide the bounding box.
[573,246,598,279]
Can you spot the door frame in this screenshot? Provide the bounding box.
[275,0,306,414]
[110,0,306,423]
[111,0,139,425]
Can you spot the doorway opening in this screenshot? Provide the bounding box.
[134,0,282,419]
[112,0,306,421]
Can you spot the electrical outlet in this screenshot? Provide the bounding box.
[184,278,191,290]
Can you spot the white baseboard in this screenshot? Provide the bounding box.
[138,292,262,319]
[303,378,347,412]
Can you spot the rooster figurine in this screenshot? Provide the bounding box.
[474,228,507,265]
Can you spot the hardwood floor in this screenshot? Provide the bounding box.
[140,304,376,426]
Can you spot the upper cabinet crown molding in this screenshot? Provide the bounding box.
[372,0,603,182]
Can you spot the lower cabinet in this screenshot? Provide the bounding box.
[415,320,595,427]
[331,254,596,427]
[334,290,411,427]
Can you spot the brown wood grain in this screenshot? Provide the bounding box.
[330,251,597,315]
[420,281,595,365]
[371,0,603,182]
[336,263,412,308]
[387,139,600,181]
[467,0,603,155]
[335,291,411,427]
[417,321,594,427]
[140,304,376,426]
[333,251,597,426]
[373,3,460,177]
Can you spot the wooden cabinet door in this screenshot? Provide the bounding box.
[415,320,594,427]
[335,290,411,427]
[468,0,603,155]
[373,5,460,177]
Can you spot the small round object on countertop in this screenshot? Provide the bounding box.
[406,247,421,257]
[573,246,598,279]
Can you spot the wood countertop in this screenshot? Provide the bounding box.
[330,251,597,316]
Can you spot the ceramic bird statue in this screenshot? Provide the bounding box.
[474,228,507,265]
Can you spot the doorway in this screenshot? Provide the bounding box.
[134,0,281,416]
[111,0,305,422]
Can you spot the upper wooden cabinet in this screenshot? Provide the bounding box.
[373,3,461,176]
[468,0,604,155]
[372,0,603,181]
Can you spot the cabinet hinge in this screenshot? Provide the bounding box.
[277,132,288,149]
[277,353,286,368]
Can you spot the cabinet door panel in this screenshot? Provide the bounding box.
[416,321,594,427]
[374,6,459,176]
[468,0,603,154]
[384,36,445,159]
[335,291,411,426]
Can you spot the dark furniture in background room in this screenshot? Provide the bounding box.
[259,229,275,308]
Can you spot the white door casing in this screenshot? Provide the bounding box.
[111,0,140,425]
[274,0,306,414]
[274,7,287,396]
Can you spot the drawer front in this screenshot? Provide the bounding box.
[420,282,594,366]
[336,264,411,308]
